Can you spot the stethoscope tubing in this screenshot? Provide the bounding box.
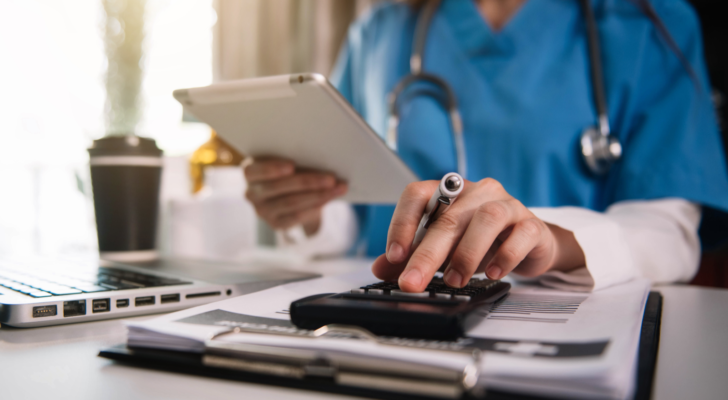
[387,72,467,178]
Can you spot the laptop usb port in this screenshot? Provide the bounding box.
[116,299,129,308]
[63,300,86,317]
[33,305,57,318]
[92,298,110,313]
[161,294,180,304]
[135,296,155,306]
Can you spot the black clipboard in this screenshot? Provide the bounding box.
[98,291,662,400]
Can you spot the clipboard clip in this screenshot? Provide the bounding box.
[313,323,390,341]
[205,323,484,398]
[209,323,480,357]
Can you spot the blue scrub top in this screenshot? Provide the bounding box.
[329,0,728,257]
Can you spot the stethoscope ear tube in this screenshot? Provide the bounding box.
[578,0,622,175]
[387,72,468,178]
[389,0,470,178]
[410,0,441,75]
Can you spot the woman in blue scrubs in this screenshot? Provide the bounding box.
[244,0,728,292]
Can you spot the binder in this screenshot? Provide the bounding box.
[99,291,662,400]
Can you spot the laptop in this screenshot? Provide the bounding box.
[0,254,318,328]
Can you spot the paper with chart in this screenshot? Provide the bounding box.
[126,269,651,400]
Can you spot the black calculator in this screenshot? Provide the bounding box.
[290,276,510,340]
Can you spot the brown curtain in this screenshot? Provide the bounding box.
[213,0,380,81]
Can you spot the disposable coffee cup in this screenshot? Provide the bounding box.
[88,136,163,262]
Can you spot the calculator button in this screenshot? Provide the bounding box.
[350,289,365,294]
[367,289,384,295]
[391,290,430,298]
[434,293,451,299]
[453,295,471,302]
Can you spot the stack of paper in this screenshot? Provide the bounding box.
[126,270,650,400]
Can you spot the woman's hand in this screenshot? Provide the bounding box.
[244,157,348,236]
[371,178,585,292]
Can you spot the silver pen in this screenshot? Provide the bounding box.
[412,172,464,248]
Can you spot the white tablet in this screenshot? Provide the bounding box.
[173,74,418,204]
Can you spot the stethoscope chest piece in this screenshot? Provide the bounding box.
[580,126,622,175]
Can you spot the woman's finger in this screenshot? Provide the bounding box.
[397,193,501,292]
[443,200,519,287]
[484,218,546,280]
[396,179,521,292]
[371,254,409,282]
[385,181,440,264]
[244,157,295,183]
[247,172,336,202]
[476,240,501,273]
[512,223,579,278]
[261,186,344,220]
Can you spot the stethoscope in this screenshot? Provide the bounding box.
[386,0,622,178]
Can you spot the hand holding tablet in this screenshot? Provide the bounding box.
[174,74,418,205]
[243,156,348,235]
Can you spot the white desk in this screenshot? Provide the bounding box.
[651,285,728,400]
[2,259,727,400]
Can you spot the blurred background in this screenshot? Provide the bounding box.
[0,0,379,259]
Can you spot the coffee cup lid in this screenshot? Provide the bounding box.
[88,135,163,157]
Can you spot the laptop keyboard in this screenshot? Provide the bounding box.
[0,266,192,298]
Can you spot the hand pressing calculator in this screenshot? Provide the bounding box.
[290,277,510,340]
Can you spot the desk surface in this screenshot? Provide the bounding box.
[652,285,728,400]
[2,259,727,400]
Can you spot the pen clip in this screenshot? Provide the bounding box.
[424,196,451,229]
